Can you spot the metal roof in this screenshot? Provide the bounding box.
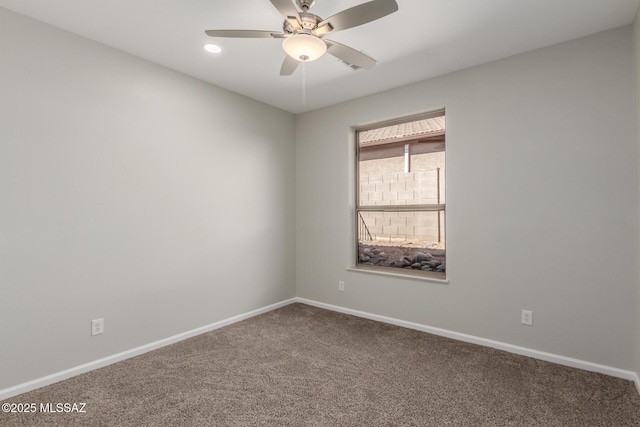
[359,116,445,146]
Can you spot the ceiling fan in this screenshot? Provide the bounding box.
[205,0,399,76]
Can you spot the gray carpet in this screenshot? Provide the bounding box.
[1,303,639,426]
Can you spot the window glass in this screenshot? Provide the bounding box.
[356,112,445,278]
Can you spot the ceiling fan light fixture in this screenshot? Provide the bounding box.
[282,34,327,62]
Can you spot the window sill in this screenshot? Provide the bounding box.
[347,266,448,284]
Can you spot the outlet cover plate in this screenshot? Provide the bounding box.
[91,318,104,336]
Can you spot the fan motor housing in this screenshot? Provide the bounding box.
[283,13,321,35]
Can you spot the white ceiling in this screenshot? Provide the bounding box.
[1,0,639,113]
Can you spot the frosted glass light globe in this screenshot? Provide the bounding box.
[282,34,327,62]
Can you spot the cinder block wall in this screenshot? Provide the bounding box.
[359,152,445,244]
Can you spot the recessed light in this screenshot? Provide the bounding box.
[204,44,221,54]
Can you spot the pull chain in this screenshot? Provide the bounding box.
[302,61,306,105]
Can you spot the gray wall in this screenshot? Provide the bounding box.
[635,6,640,381]
[296,26,637,370]
[0,8,296,389]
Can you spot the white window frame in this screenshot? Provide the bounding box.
[352,109,447,282]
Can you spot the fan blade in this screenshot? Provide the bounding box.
[269,0,302,29]
[315,0,398,36]
[280,55,300,76]
[325,40,377,70]
[205,30,285,38]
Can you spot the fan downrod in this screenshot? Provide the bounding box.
[296,0,315,12]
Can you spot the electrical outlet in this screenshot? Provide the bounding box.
[338,281,345,291]
[91,318,104,336]
[521,310,533,326]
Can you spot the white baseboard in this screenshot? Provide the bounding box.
[4,297,638,401]
[295,298,640,388]
[0,298,297,401]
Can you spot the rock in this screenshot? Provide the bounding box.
[428,261,441,269]
[421,266,433,271]
[378,252,386,257]
[363,248,373,256]
[411,263,422,269]
[436,263,445,272]
[413,252,433,263]
[396,259,410,268]
[359,254,371,263]
[371,248,381,255]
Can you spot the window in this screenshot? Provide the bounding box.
[355,111,445,279]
